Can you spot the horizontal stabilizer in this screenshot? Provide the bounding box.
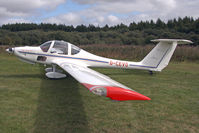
[151,39,193,44]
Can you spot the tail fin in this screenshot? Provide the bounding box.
[141,39,192,71]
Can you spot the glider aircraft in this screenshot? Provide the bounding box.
[6,39,192,101]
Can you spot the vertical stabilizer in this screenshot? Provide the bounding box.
[140,39,192,71]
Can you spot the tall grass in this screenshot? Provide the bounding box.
[81,44,199,61]
[1,45,199,61]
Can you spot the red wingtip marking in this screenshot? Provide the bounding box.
[106,87,151,101]
[81,83,151,101]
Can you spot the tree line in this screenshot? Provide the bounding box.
[0,16,199,46]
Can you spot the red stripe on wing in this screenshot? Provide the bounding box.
[106,86,150,101]
[82,83,150,101]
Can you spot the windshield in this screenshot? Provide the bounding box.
[40,41,51,52]
[71,44,81,55]
[51,41,68,54]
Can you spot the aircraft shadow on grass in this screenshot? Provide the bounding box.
[94,68,154,76]
[33,69,90,133]
[0,74,42,79]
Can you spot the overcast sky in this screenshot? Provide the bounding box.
[0,0,199,26]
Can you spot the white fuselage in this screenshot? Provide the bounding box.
[9,39,189,72]
[13,46,144,69]
[10,42,150,71]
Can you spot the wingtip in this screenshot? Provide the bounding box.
[131,91,151,100]
[82,83,151,101]
[144,96,151,100]
[106,87,151,101]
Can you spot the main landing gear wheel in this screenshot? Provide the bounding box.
[45,64,66,79]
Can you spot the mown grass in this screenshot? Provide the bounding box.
[0,49,199,133]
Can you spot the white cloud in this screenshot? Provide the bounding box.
[97,16,105,23]
[45,12,82,26]
[0,0,66,25]
[72,0,176,13]
[0,0,199,26]
[0,0,65,12]
[107,15,120,25]
[60,0,198,26]
[0,18,31,25]
[0,7,27,18]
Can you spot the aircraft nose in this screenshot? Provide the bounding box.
[6,48,14,53]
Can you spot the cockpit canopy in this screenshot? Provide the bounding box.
[51,41,68,54]
[40,40,81,55]
[40,41,51,52]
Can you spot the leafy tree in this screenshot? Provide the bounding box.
[0,16,198,46]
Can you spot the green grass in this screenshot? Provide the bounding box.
[0,53,199,133]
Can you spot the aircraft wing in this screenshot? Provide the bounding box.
[53,59,150,101]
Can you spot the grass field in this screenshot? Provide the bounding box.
[0,52,199,133]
